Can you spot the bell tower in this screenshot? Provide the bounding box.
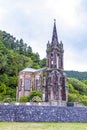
[46,19,64,70]
[45,20,67,104]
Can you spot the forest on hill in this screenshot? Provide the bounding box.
[65,71,87,80]
[0,30,87,105]
[0,30,46,101]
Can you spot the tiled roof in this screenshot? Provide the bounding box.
[35,67,47,72]
[21,68,36,72]
[20,67,47,73]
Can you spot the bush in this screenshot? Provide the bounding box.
[3,97,12,103]
[68,93,87,106]
[0,83,7,95]
[67,78,87,95]
[0,96,4,101]
[31,96,42,102]
[68,93,80,102]
[19,96,29,102]
[79,95,87,106]
[81,100,87,106]
[28,90,42,101]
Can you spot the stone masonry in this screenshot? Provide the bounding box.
[17,20,68,105]
[0,104,87,122]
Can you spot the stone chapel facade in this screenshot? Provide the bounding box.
[16,20,68,103]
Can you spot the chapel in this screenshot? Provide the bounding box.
[16,20,68,104]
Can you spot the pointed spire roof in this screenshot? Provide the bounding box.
[52,19,58,44]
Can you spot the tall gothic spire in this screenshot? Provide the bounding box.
[52,19,58,44]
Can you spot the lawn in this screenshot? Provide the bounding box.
[0,122,87,130]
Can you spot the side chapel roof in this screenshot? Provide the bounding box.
[20,67,47,73]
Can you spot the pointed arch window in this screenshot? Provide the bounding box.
[25,79,31,90]
[51,60,53,68]
[36,79,39,90]
[19,79,22,90]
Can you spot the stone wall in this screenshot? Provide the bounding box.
[0,104,87,122]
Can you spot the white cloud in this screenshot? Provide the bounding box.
[0,6,8,22]
[0,0,87,71]
[45,0,82,27]
[64,45,87,71]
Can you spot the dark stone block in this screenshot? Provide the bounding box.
[67,102,74,107]
[0,104,87,122]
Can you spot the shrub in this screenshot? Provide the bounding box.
[28,90,42,101]
[68,93,80,102]
[0,96,4,101]
[19,96,28,102]
[68,93,87,106]
[31,96,42,102]
[67,83,74,93]
[0,83,7,95]
[81,100,87,106]
[3,97,12,103]
[67,78,87,95]
[79,95,87,106]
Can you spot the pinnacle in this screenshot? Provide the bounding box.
[52,19,58,44]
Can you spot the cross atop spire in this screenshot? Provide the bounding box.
[52,19,58,44]
[54,19,56,22]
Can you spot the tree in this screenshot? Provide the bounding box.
[27,46,32,56]
[67,78,87,95]
[0,31,6,50]
[19,39,24,54]
[0,83,7,95]
[0,54,7,73]
[31,52,40,65]
[0,74,9,86]
[40,58,46,68]
[23,43,27,55]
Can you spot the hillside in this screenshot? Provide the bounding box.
[65,71,87,80]
[67,78,87,106]
[0,30,46,101]
[0,30,87,105]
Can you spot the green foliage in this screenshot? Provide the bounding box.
[68,93,87,106]
[31,96,42,102]
[65,70,87,80]
[6,87,16,98]
[3,97,12,103]
[79,95,87,106]
[0,96,4,101]
[8,76,17,88]
[68,93,79,102]
[28,90,42,101]
[67,78,87,106]
[40,58,46,68]
[67,78,87,95]
[67,83,74,93]
[0,83,7,95]
[81,80,87,85]
[0,74,9,86]
[1,29,87,106]
[0,30,46,101]
[19,96,29,102]
[27,46,32,56]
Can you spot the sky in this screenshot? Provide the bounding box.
[0,0,87,71]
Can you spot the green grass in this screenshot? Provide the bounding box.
[0,122,87,130]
